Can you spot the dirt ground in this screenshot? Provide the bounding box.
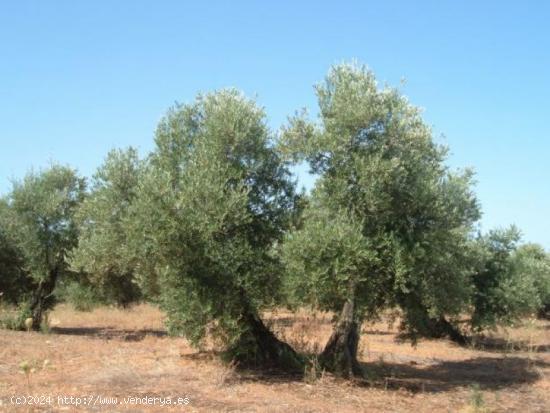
[0,304,548,412]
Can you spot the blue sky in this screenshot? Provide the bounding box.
[1,1,549,247]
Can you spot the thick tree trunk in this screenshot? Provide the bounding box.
[28,267,58,331]
[226,307,303,371]
[319,298,363,378]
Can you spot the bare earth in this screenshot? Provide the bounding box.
[0,304,548,412]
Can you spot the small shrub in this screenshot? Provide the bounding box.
[304,356,324,384]
[215,359,238,387]
[462,383,488,413]
[0,300,32,330]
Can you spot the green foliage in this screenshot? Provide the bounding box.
[1,165,85,327]
[282,63,480,341]
[0,200,32,304]
[128,89,299,364]
[511,243,550,319]
[6,165,85,283]
[467,383,487,413]
[56,277,142,312]
[470,227,541,329]
[69,148,143,306]
[55,280,103,312]
[283,204,384,318]
[0,299,32,330]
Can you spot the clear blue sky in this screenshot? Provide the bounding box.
[1,1,549,247]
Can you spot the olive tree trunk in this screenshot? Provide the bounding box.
[28,267,58,330]
[319,297,363,378]
[226,301,303,371]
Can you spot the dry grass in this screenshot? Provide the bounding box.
[0,304,548,412]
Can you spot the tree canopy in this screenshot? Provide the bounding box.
[1,165,85,329]
[128,89,302,368]
[281,63,481,375]
[69,147,143,307]
[0,199,30,304]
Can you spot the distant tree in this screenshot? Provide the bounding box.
[394,226,548,343]
[2,165,85,329]
[0,199,32,304]
[128,90,302,369]
[469,231,548,329]
[69,148,143,307]
[513,243,550,319]
[281,63,480,376]
[468,228,539,329]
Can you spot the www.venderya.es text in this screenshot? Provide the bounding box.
[6,394,191,408]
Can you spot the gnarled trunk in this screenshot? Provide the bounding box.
[319,297,363,378]
[225,299,303,371]
[28,267,58,330]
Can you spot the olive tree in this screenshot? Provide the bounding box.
[281,63,480,376]
[2,165,85,329]
[514,244,550,319]
[515,244,550,319]
[129,90,302,369]
[470,229,546,329]
[69,148,143,307]
[0,199,31,304]
[398,227,547,338]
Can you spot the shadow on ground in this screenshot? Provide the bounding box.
[360,356,548,392]
[216,354,548,393]
[466,336,550,353]
[50,326,167,341]
[183,349,548,393]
